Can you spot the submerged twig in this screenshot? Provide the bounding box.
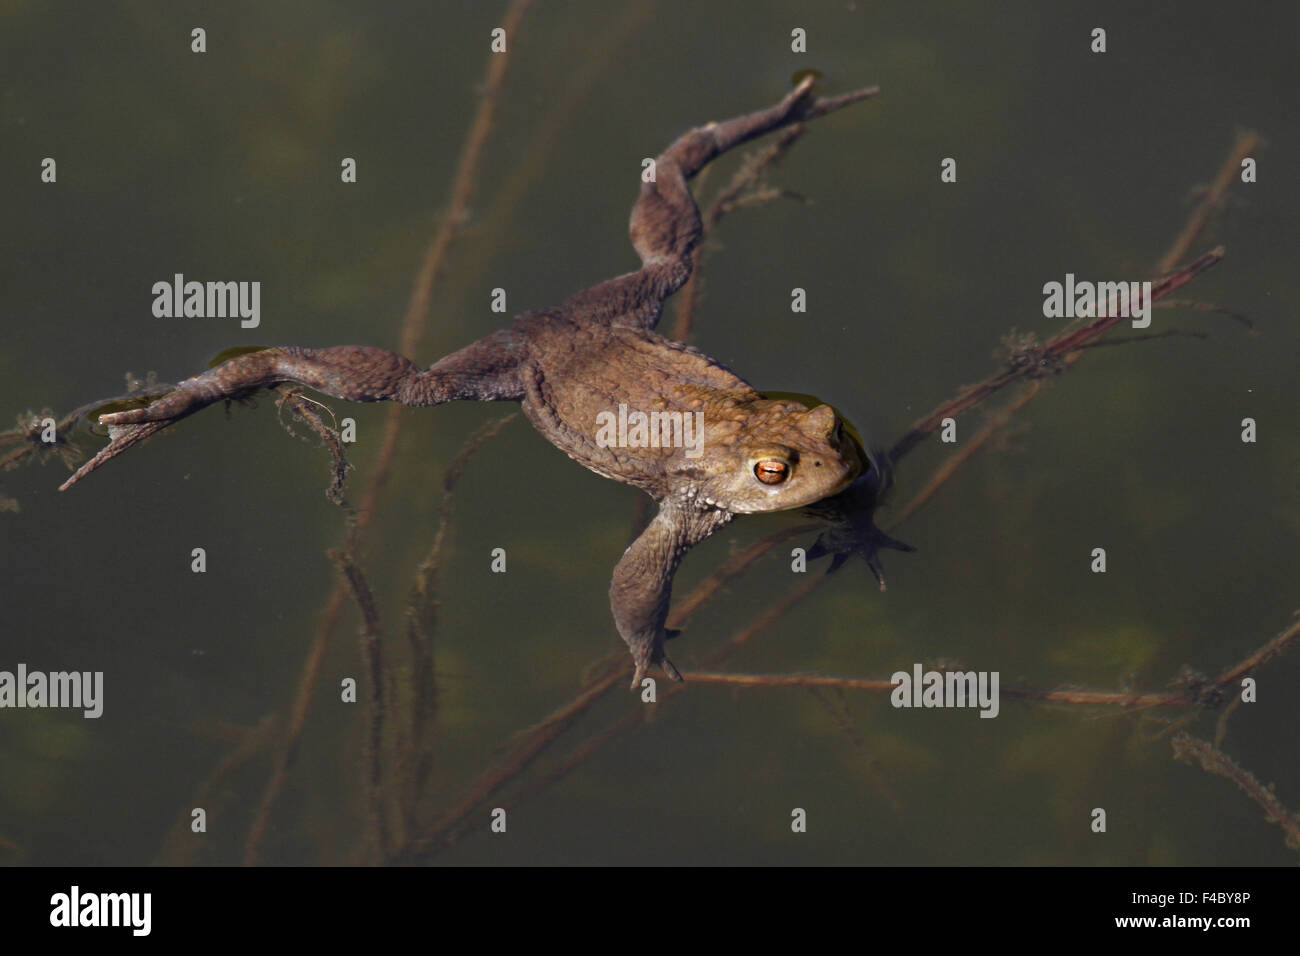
[1208,615,1300,697]
[886,383,1042,530]
[398,412,518,840]
[394,665,626,862]
[153,715,280,866]
[1172,733,1300,855]
[807,685,902,811]
[1157,130,1260,274]
[1154,298,1255,332]
[887,247,1224,465]
[335,551,390,864]
[679,671,1192,709]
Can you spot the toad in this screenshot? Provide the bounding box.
[61,78,907,687]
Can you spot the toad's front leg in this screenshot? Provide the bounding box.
[610,500,731,689]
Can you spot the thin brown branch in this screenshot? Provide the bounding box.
[393,664,625,863]
[887,247,1224,464]
[679,671,1194,710]
[400,0,533,348]
[1076,329,1209,347]
[886,383,1041,530]
[680,614,1300,711]
[464,1,658,300]
[668,523,816,626]
[243,588,347,865]
[335,552,389,864]
[807,685,902,811]
[1172,733,1300,854]
[1210,615,1300,694]
[1154,298,1255,332]
[398,412,518,838]
[153,714,280,865]
[700,572,831,666]
[1157,131,1260,273]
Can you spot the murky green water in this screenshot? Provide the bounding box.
[1,0,1297,865]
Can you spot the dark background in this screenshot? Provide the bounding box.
[1,1,1296,865]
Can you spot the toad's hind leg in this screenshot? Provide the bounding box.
[561,77,879,330]
[60,331,527,490]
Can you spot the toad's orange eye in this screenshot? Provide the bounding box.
[754,459,789,485]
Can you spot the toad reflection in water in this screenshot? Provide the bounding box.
[62,78,910,687]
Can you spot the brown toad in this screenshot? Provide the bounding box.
[62,78,903,686]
